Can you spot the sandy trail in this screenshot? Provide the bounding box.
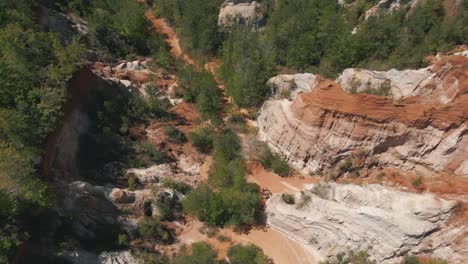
[248,163,319,194]
[144,4,322,263]
[145,10,194,65]
[177,219,321,264]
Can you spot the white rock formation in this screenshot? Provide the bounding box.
[126,164,176,184]
[266,183,465,263]
[266,73,318,100]
[257,55,468,176]
[98,251,141,264]
[337,67,432,100]
[218,1,265,31]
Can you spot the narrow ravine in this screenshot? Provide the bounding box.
[142,4,323,264]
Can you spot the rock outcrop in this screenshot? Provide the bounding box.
[337,67,432,100]
[256,54,468,177]
[58,250,141,264]
[266,183,465,263]
[58,181,117,241]
[218,1,265,31]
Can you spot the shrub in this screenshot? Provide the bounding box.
[412,175,423,187]
[170,242,219,264]
[259,147,291,177]
[117,233,128,247]
[296,192,312,209]
[164,126,187,143]
[189,127,214,154]
[227,244,269,264]
[338,156,353,173]
[137,217,171,243]
[128,175,138,191]
[281,193,295,205]
[161,179,192,194]
[134,140,166,165]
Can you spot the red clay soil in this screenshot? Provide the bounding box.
[145,10,194,65]
[296,56,468,130]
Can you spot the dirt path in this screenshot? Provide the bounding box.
[176,219,321,264]
[248,162,319,194]
[145,10,194,65]
[144,5,322,263]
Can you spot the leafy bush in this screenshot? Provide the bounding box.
[259,147,291,177]
[137,217,171,243]
[170,242,221,264]
[161,179,192,195]
[176,66,222,120]
[281,194,295,205]
[164,126,187,143]
[189,127,214,154]
[227,244,269,264]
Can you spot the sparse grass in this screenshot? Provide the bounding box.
[412,175,423,187]
[377,172,385,181]
[281,193,295,205]
[311,183,331,200]
[296,191,312,209]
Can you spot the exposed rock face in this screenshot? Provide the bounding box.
[59,181,117,241]
[266,183,465,263]
[59,250,141,264]
[43,68,121,180]
[337,67,432,100]
[98,251,141,264]
[257,54,468,177]
[218,0,265,31]
[38,6,88,43]
[267,73,318,100]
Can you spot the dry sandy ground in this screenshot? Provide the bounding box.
[174,219,322,264]
[248,162,319,194]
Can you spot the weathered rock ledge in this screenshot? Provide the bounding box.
[257,54,468,176]
[266,183,466,263]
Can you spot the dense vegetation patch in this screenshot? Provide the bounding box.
[153,0,466,108]
[183,131,263,228]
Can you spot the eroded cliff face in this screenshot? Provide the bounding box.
[257,54,468,177]
[266,183,467,263]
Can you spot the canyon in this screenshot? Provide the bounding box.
[11,1,467,263]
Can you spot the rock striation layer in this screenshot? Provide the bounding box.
[257,54,468,177]
[266,183,466,263]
